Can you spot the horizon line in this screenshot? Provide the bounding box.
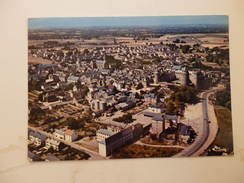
[28,15,228,29]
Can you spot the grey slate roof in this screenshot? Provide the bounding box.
[29,131,47,141]
[97,129,114,136]
[179,125,190,136]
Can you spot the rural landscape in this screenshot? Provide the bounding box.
[28,16,233,161]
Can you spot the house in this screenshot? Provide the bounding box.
[45,74,54,83]
[115,101,135,111]
[144,93,159,104]
[91,99,107,111]
[113,81,124,90]
[96,59,106,69]
[53,129,78,142]
[64,129,78,142]
[28,131,47,147]
[45,138,63,151]
[178,124,192,144]
[117,95,128,103]
[115,102,128,111]
[53,129,65,140]
[147,105,164,113]
[67,75,79,83]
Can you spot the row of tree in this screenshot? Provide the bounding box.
[215,88,231,110]
[206,48,229,65]
[113,113,133,123]
[165,86,199,115]
[67,114,93,130]
[105,55,123,69]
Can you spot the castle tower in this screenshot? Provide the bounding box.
[142,78,149,88]
[189,71,199,88]
[154,71,159,84]
[175,70,188,86]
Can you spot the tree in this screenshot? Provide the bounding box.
[83,49,89,54]
[136,83,144,90]
[174,92,184,102]
[29,107,46,122]
[169,86,198,104]
[80,85,89,98]
[65,83,74,91]
[67,117,85,130]
[28,79,42,91]
[166,102,177,115]
[152,57,161,63]
[113,113,133,123]
[104,55,123,69]
[173,39,180,43]
[215,89,231,110]
[180,45,191,53]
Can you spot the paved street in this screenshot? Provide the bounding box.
[174,87,221,157]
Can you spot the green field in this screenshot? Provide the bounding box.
[213,106,233,152]
[112,144,182,159]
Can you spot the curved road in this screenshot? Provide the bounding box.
[174,88,220,157]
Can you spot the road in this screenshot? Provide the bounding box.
[174,87,220,157]
[135,141,185,149]
[28,126,106,160]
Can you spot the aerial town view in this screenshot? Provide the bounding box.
[28,16,233,161]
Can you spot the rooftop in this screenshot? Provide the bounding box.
[67,75,79,81]
[54,129,65,136]
[149,105,163,109]
[172,65,186,71]
[29,131,47,141]
[97,129,114,137]
[64,129,75,136]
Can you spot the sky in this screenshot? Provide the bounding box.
[28,15,228,29]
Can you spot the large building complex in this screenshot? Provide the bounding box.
[97,124,144,156]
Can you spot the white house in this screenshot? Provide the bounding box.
[147,105,164,113]
[53,129,78,142]
[53,129,65,140]
[64,129,78,142]
[45,138,61,151]
[29,131,47,147]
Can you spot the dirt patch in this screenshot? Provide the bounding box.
[28,55,54,64]
[182,102,202,134]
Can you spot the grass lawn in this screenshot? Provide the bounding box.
[213,105,233,152]
[141,137,167,145]
[111,144,182,159]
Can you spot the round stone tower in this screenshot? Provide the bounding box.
[189,71,199,88]
[175,70,188,86]
[154,71,159,84]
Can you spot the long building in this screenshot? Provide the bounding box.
[97,124,144,157]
